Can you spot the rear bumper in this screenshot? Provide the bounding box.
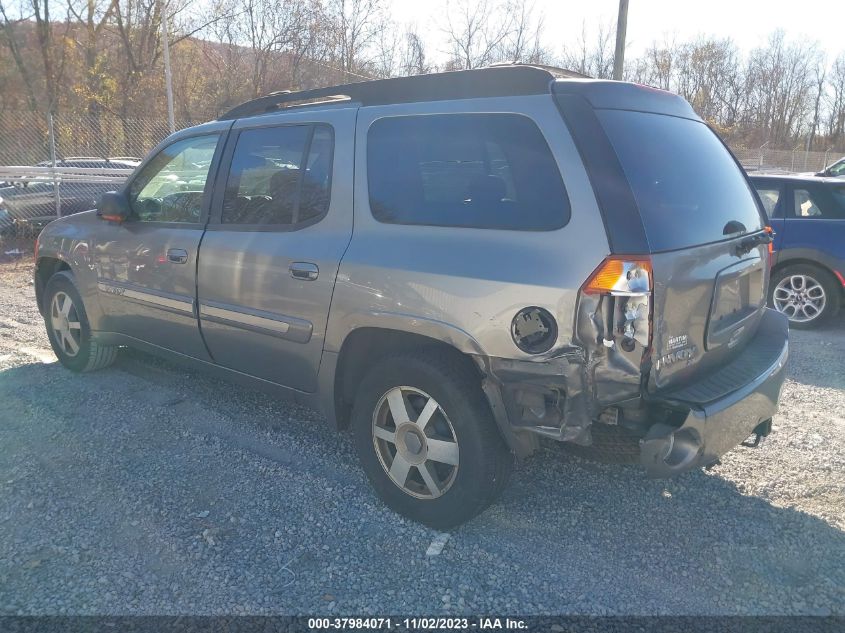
[641,308,789,478]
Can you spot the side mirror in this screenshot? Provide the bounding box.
[98,191,131,223]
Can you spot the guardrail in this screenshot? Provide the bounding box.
[0,166,133,184]
[0,167,134,237]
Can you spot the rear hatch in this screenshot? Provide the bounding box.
[556,83,769,393]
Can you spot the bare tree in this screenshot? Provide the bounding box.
[326,0,385,78]
[745,30,821,145]
[560,20,615,79]
[0,0,71,113]
[399,27,431,76]
[501,0,546,64]
[825,53,845,146]
[442,0,511,70]
[0,0,40,111]
[67,0,117,151]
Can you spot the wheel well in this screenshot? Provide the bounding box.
[333,328,482,429]
[35,257,70,313]
[773,258,844,293]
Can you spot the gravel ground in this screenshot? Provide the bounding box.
[0,258,844,616]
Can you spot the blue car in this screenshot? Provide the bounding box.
[750,174,845,328]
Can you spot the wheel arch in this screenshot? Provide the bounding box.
[773,255,845,296]
[330,327,485,431]
[34,256,71,315]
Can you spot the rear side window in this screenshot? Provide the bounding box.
[791,185,845,219]
[597,110,764,251]
[222,124,333,226]
[367,114,569,231]
[830,185,845,213]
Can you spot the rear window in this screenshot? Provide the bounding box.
[597,110,764,251]
[367,113,569,231]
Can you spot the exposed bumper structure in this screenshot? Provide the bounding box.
[641,308,789,477]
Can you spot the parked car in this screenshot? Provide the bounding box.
[33,66,788,527]
[4,157,139,233]
[815,156,845,178]
[750,174,845,328]
[0,195,13,236]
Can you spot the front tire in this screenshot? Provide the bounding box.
[769,265,840,329]
[351,350,513,529]
[43,271,118,372]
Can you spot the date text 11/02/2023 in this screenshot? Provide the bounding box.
[308,617,528,630]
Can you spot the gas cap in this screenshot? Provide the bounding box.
[511,307,557,354]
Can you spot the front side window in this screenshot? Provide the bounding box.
[367,114,570,231]
[221,124,333,226]
[129,135,219,223]
[828,159,845,177]
[753,184,784,218]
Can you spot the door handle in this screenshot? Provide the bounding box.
[167,248,189,264]
[289,262,319,281]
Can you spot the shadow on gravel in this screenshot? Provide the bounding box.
[786,314,845,390]
[488,442,845,613]
[1,347,843,614]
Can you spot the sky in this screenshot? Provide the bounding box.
[388,0,845,62]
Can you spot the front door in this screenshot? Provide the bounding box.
[92,130,228,359]
[196,108,355,392]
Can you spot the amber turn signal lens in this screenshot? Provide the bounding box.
[583,256,652,295]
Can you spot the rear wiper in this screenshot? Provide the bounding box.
[735,227,774,257]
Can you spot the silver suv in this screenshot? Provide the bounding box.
[34,66,789,528]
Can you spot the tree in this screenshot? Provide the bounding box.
[560,20,615,79]
[442,0,511,70]
[825,53,845,146]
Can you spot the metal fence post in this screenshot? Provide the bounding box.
[48,113,61,219]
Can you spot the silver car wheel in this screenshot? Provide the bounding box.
[773,274,827,323]
[372,386,460,500]
[50,291,82,357]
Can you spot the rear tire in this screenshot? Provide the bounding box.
[769,264,840,329]
[351,350,513,529]
[43,271,118,372]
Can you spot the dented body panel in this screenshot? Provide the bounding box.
[33,68,788,478]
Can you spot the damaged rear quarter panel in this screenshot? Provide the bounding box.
[325,95,611,361]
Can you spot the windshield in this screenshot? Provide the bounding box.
[597,110,765,252]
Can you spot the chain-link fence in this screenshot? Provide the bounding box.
[732,145,843,174]
[0,110,202,240]
[1,108,844,243]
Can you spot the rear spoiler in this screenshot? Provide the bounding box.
[552,80,701,121]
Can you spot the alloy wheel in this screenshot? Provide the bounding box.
[372,386,460,499]
[50,291,82,357]
[772,274,826,323]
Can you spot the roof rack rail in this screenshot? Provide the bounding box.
[219,64,588,121]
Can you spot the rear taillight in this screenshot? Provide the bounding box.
[580,256,653,351]
[583,256,652,296]
[765,226,775,269]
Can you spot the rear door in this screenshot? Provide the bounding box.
[196,107,355,392]
[575,105,769,392]
[782,180,845,267]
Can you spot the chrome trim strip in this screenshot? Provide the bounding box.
[97,281,194,314]
[199,303,291,334]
